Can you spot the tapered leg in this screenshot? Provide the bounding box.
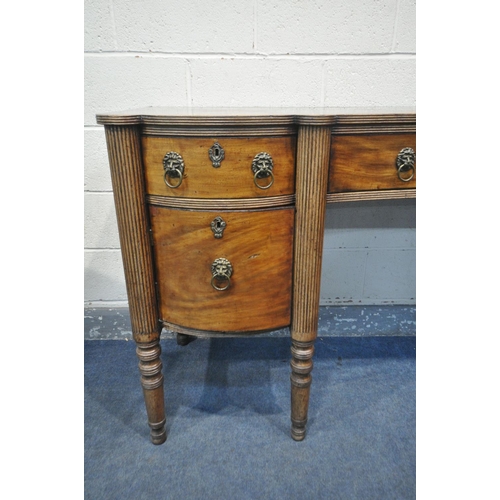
[104,124,166,444]
[290,340,314,440]
[291,123,332,440]
[137,340,167,444]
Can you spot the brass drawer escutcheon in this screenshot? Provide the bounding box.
[210,216,227,239]
[163,151,185,188]
[211,258,233,291]
[252,152,274,189]
[208,142,225,168]
[396,147,416,182]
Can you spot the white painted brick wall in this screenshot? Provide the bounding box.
[321,200,415,304]
[84,0,416,306]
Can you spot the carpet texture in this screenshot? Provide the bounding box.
[85,334,415,499]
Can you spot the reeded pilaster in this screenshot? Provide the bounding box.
[104,125,165,444]
[291,124,332,440]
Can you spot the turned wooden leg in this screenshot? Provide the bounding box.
[291,123,331,440]
[104,124,166,444]
[290,340,314,440]
[136,340,167,444]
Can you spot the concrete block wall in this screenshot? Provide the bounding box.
[84,0,416,307]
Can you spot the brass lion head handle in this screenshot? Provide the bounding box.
[163,151,185,188]
[396,147,415,182]
[252,152,274,190]
[211,258,233,291]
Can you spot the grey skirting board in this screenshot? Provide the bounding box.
[84,305,416,340]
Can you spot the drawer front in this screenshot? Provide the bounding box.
[143,136,296,198]
[329,133,416,193]
[149,206,294,333]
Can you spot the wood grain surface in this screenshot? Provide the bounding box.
[95,106,414,127]
[142,136,296,198]
[292,125,332,343]
[104,126,160,343]
[149,206,294,332]
[97,109,417,444]
[104,125,166,444]
[329,133,416,192]
[290,125,332,440]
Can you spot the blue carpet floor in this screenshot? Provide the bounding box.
[85,332,415,499]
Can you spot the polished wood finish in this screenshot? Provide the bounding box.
[149,206,294,333]
[291,124,332,440]
[96,106,415,127]
[96,107,416,444]
[146,194,296,210]
[326,188,415,203]
[290,340,315,440]
[136,340,167,444]
[103,125,166,444]
[330,113,416,135]
[142,136,296,198]
[142,124,296,137]
[329,133,416,193]
[104,126,159,343]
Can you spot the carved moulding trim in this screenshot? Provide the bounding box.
[331,114,415,135]
[146,194,295,210]
[290,340,314,388]
[142,125,297,137]
[326,188,416,204]
[160,320,291,338]
[332,126,416,135]
[136,340,164,391]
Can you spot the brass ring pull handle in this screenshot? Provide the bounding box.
[211,258,233,291]
[163,151,185,189]
[253,169,275,190]
[252,152,274,190]
[397,163,415,182]
[396,147,416,183]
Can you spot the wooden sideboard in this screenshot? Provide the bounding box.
[96,107,416,444]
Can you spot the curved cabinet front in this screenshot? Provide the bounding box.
[142,136,296,199]
[149,205,294,333]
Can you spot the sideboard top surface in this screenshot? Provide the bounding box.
[96,106,416,127]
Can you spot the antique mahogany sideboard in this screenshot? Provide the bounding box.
[96,107,416,444]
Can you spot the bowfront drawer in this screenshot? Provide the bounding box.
[142,136,296,198]
[329,133,416,193]
[149,205,294,333]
